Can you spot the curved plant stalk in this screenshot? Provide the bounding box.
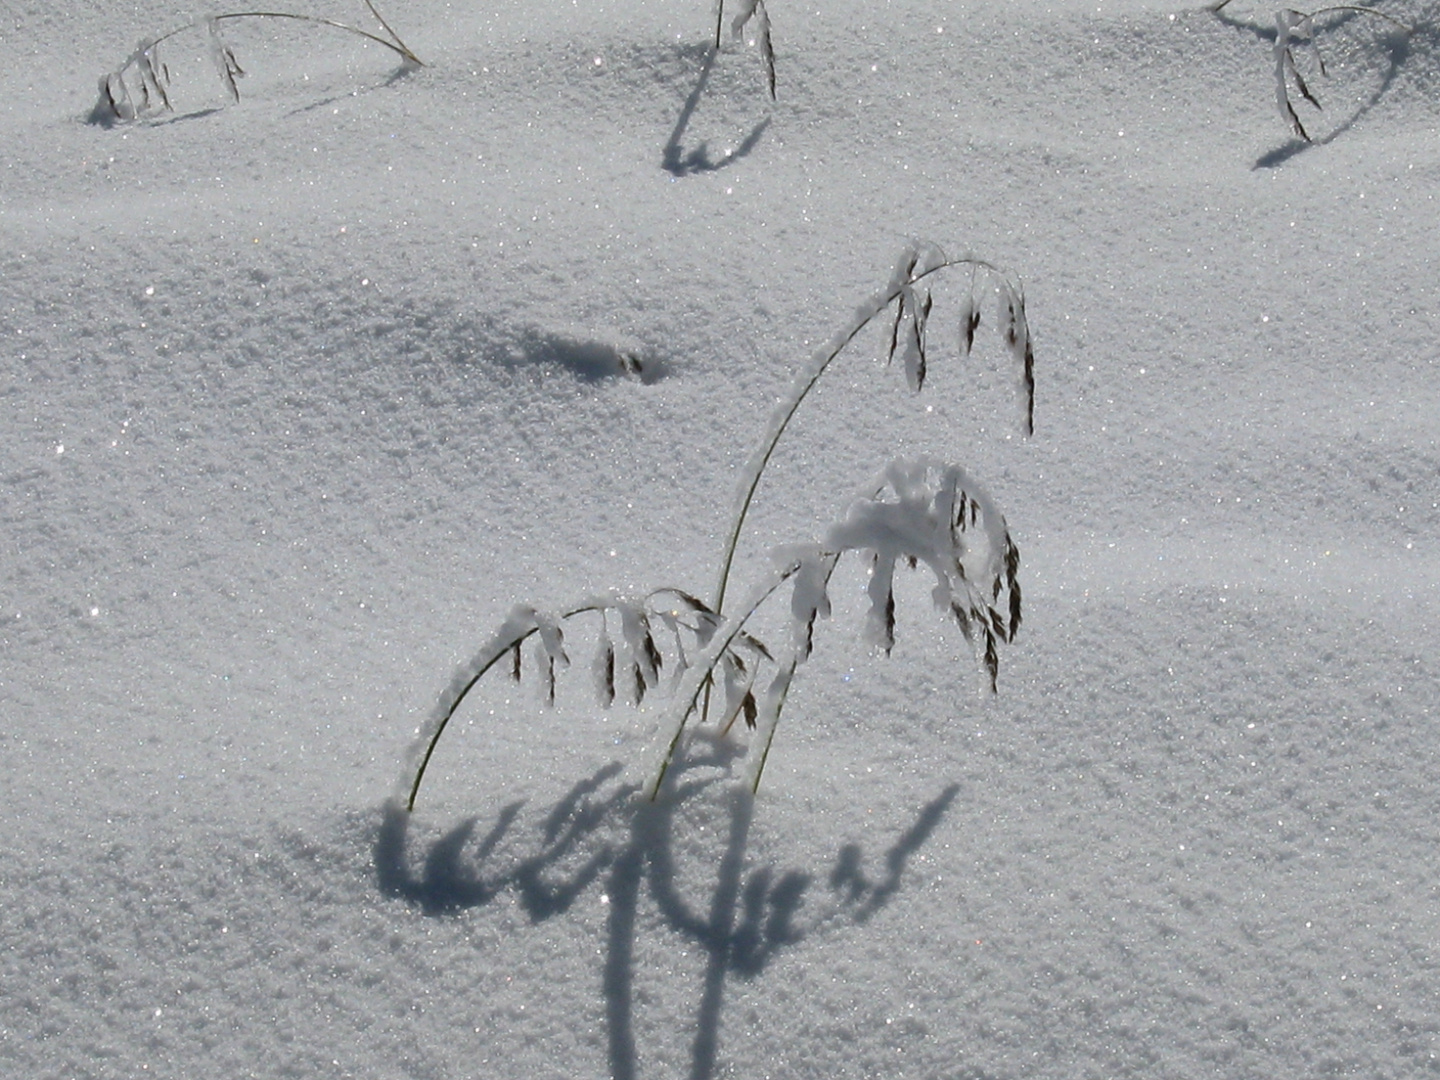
[403,600,597,812]
[1271,5,1413,141]
[711,241,1033,621]
[94,0,421,124]
[403,589,766,811]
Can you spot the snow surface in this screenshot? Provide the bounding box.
[3,0,1439,1076]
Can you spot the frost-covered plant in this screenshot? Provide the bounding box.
[712,243,1033,621]
[402,590,772,811]
[401,243,1035,811]
[90,0,421,124]
[713,0,777,100]
[1210,1,1416,141]
[647,458,1021,799]
[1270,5,1413,140]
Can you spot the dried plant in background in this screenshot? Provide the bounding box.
[713,0,777,100]
[1270,5,1412,140]
[1213,0,1414,141]
[400,243,1036,811]
[90,0,421,124]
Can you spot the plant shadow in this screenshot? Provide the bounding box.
[376,760,960,1080]
[285,62,419,118]
[662,46,771,177]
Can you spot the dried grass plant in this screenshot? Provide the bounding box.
[90,0,421,124]
[1213,0,1414,141]
[1269,5,1412,140]
[401,243,1036,811]
[714,0,777,100]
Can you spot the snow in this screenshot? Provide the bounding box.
[3,0,1439,1076]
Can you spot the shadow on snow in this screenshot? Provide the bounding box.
[661,46,771,177]
[376,758,959,1080]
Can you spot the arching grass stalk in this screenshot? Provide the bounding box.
[93,0,421,124]
[711,242,1033,622]
[403,599,605,813]
[403,589,765,811]
[1272,5,1412,141]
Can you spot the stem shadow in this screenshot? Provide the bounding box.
[662,47,771,177]
[375,766,960,1079]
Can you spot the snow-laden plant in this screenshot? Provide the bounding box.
[1210,0,1415,141]
[90,0,421,125]
[646,457,1021,799]
[401,243,1035,811]
[402,590,771,812]
[711,244,1033,622]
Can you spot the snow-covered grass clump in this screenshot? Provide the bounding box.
[404,243,1033,810]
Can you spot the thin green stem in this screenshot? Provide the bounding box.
[744,658,794,793]
[649,563,803,799]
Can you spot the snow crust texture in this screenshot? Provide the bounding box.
[2,1,1439,1076]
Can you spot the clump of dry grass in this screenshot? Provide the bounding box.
[90,0,421,125]
[1214,0,1414,141]
[400,243,1036,811]
[1270,5,1412,140]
